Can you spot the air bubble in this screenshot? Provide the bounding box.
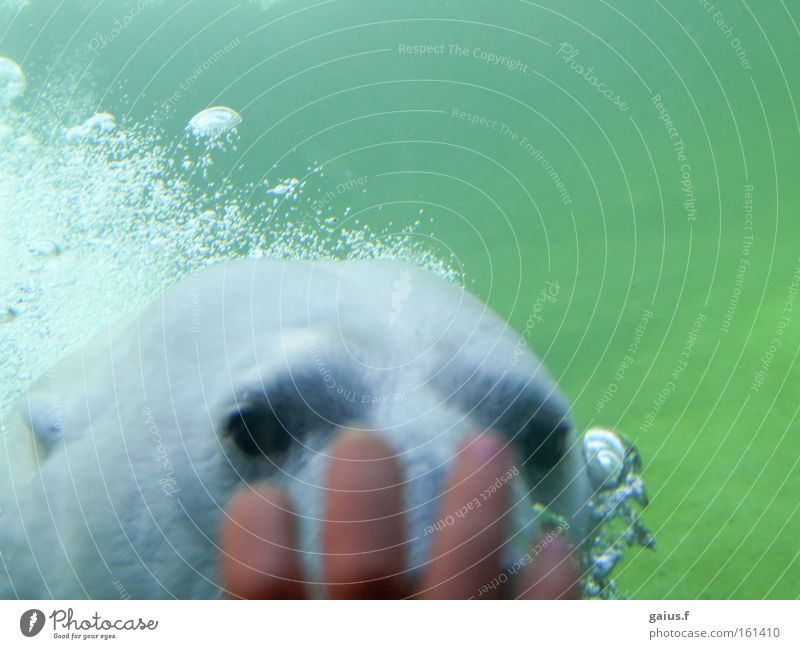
[65,112,116,142]
[0,56,25,101]
[583,428,626,489]
[266,178,302,200]
[1,306,17,324]
[28,240,61,257]
[186,106,242,139]
[14,133,36,148]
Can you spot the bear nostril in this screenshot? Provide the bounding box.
[530,429,565,470]
[221,370,368,460]
[223,401,295,459]
[521,420,568,471]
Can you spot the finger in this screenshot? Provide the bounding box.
[517,531,582,599]
[322,429,408,599]
[219,483,305,599]
[419,432,510,599]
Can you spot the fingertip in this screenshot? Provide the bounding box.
[518,530,582,600]
[327,427,395,462]
[323,428,408,598]
[219,483,305,599]
[419,430,512,599]
[457,430,507,465]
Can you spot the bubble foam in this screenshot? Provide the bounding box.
[0,72,458,421]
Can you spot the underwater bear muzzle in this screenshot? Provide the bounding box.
[0,258,650,598]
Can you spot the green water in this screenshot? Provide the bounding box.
[1,0,798,598]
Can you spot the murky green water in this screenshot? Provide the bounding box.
[1,0,798,598]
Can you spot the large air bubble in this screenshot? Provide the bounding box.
[186,106,242,139]
[65,112,117,142]
[0,56,25,102]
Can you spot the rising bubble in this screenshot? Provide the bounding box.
[0,307,16,324]
[65,112,116,142]
[28,240,62,257]
[186,106,242,139]
[0,56,25,102]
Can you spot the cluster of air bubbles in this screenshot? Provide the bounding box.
[580,428,654,599]
[0,61,457,420]
[266,177,303,202]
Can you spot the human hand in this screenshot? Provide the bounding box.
[219,429,581,599]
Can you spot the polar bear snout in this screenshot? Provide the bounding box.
[0,259,600,598]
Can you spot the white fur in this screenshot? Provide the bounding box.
[0,258,591,598]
